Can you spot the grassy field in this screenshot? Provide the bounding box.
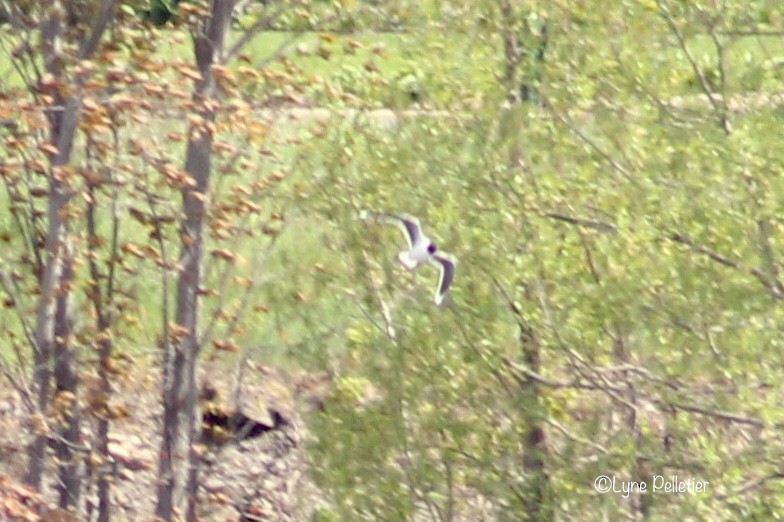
[2,6,784,361]
[2,20,784,366]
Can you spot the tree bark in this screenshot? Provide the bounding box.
[499,0,522,103]
[499,1,547,104]
[499,4,553,515]
[27,4,81,491]
[612,328,650,520]
[155,2,234,520]
[518,319,552,522]
[27,1,119,507]
[85,178,119,522]
[53,235,81,509]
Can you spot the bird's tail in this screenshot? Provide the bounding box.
[398,251,419,270]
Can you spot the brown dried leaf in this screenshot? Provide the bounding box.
[177,65,203,82]
[168,322,189,339]
[210,249,236,262]
[212,339,239,352]
[38,142,59,156]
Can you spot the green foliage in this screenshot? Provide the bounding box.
[294,0,784,519]
[3,0,784,519]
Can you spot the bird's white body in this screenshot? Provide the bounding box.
[360,210,456,305]
[398,232,434,269]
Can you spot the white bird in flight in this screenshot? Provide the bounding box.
[360,210,456,305]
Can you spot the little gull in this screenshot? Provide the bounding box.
[360,210,456,305]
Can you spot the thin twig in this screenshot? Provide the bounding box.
[541,211,617,232]
[0,268,39,355]
[715,471,784,500]
[540,95,633,181]
[657,0,731,134]
[660,400,765,427]
[80,0,120,60]
[224,4,297,63]
[668,232,782,299]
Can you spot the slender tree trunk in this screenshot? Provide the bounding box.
[499,0,522,104]
[95,341,112,522]
[518,318,552,521]
[22,0,118,506]
[85,178,118,522]
[28,121,80,495]
[27,5,82,490]
[499,1,548,104]
[612,328,649,520]
[499,5,553,515]
[53,235,81,508]
[155,2,234,520]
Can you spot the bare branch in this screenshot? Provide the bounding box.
[707,23,732,135]
[756,218,784,296]
[202,228,282,348]
[541,211,617,232]
[0,361,35,413]
[0,1,34,30]
[0,268,39,355]
[546,418,609,454]
[360,251,398,340]
[717,29,784,36]
[79,0,119,60]
[0,30,36,90]
[656,0,731,134]
[668,232,782,299]
[540,95,633,181]
[715,471,784,500]
[501,356,572,388]
[490,275,524,322]
[224,3,291,62]
[661,400,765,427]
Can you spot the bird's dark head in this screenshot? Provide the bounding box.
[427,243,437,255]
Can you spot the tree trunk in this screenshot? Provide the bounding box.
[53,236,81,508]
[612,328,649,520]
[499,1,548,105]
[500,7,553,514]
[500,0,523,103]
[155,2,234,520]
[28,112,80,496]
[27,5,82,490]
[518,320,552,522]
[85,179,118,522]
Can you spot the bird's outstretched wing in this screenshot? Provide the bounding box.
[431,253,456,305]
[360,210,422,250]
